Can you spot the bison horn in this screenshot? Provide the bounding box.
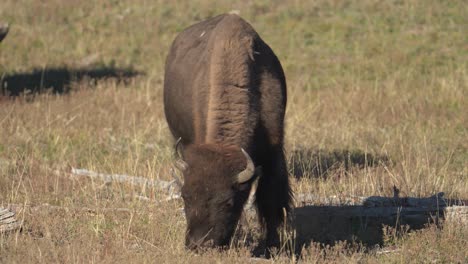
[175,159,188,171]
[174,137,184,159]
[174,137,188,171]
[237,148,255,184]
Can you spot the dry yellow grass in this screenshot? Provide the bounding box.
[1,0,467,263]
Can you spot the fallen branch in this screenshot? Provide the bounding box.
[0,207,21,233]
[69,167,180,195]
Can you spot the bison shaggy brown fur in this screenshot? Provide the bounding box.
[164,13,292,250]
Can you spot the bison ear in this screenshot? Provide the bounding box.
[237,148,256,184]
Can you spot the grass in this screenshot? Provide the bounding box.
[0,0,467,263]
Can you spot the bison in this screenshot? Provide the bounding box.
[164,13,292,250]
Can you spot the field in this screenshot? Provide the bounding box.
[0,0,467,263]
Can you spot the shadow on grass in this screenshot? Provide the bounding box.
[1,66,142,96]
[289,147,391,179]
[292,194,468,253]
[250,193,466,257]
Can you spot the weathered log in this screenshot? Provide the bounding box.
[69,167,180,195]
[0,207,21,233]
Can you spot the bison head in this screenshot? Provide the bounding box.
[174,141,257,250]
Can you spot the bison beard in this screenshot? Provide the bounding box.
[164,13,292,250]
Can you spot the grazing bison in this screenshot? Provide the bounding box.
[164,13,292,250]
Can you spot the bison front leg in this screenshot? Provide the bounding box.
[255,146,293,248]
